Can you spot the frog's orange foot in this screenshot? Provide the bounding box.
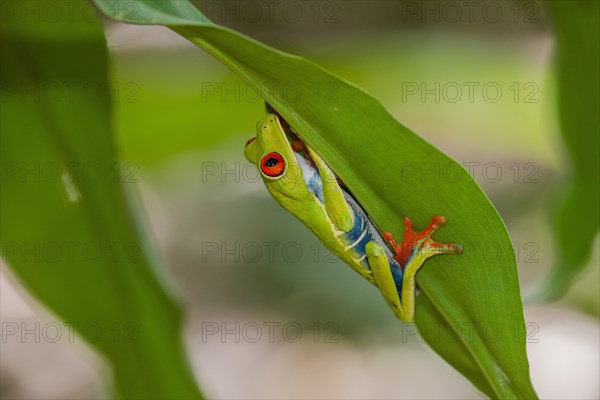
[383,215,463,268]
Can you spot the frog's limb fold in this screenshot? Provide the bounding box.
[379,216,463,322]
[366,241,410,321]
[305,147,354,232]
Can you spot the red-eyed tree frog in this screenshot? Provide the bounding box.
[244,113,463,322]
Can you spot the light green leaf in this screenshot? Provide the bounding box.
[94,1,537,398]
[0,2,202,398]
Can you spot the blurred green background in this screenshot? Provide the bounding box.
[2,0,598,398]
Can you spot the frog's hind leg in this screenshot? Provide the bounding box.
[380,216,463,322]
[383,216,463,267]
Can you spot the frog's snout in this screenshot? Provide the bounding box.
[257,113,279,133]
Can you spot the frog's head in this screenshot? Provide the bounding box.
[244,113,310,200]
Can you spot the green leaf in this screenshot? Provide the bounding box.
[94,1,537,398]
[536,0,600,299]
[0,3,202,399]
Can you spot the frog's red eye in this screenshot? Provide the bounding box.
[260,152,285,177]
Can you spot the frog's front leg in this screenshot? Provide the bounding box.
[303,146,376,284]
[369,216,463,322]
[305,146,354,232]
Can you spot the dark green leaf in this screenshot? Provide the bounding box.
[536,0,600,300]
[1,3,202,398]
